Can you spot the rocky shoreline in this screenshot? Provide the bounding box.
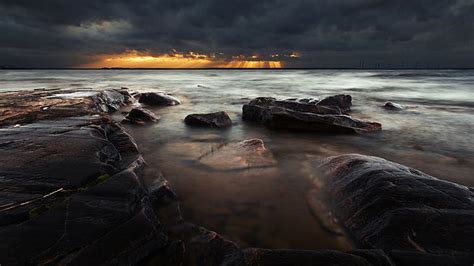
[0,88,472,265]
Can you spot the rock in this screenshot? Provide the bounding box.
[242,100,381,134]
[285,98,319,105]
[313,154,474,265]
[138,92,181,106]
[239,248,394,266]
[184,111,232,128]
[196,138,276,171]
[383,101,403,111]
[317,94,352,112]
[247,97,342,115]
[123,107,159,125]
[0,117,170,265]
[0,89,131,126]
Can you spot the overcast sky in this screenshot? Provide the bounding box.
[1,0,473,68]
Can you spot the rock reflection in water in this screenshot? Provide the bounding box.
[148,134,353,250]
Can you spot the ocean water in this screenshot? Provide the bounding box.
[1,69,473,250]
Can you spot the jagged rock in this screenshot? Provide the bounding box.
[123,107,159,125]
[242,99,381,134]
[184,111,232,128]
[312,154,474,265]
[317,94,352,112]
[138,92,181,106]
[383,101,404,111]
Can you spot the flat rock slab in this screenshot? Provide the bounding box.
[184,111,232,128]
[0,117,169,265]
[312,154,474,265]
[245,97,342,115]
[0,88,132,126]
[243,99,381,134]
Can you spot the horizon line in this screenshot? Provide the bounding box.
[1,67,474,70]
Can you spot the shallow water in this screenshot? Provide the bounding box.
[1,69,473,250]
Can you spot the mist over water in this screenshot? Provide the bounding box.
[1,69,473,250]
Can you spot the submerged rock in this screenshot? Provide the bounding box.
[184,111,232,128]
[317,94,352,112]
[197,138,276,171]
[311,154,474,265]
[383,101,404,111]
[123,107,159,125]
[243,97,381,134]
[138,92,181,106]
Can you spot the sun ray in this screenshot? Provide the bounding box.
[83,50,285,68]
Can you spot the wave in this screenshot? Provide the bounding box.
[369,73,451,78]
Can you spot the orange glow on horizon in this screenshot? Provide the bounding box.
[82,51,284,68]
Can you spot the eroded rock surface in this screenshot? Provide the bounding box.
[311,154,474,265]
[0,88,132,126]
[138,92,181,106]
[243,97,381,134]
[184,111,232,128]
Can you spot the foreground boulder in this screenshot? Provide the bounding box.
[123,107,159,125]
[310,154,474,265]
[138,92,181,106]
[184,111,232,128]
[0,117,170,265]
[242,97,381,134]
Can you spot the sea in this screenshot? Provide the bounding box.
[1,69,473,250]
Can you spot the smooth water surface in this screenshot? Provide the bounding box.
[1,69,473,250]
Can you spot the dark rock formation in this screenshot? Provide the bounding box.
[317,94,352,112]
[123,107,159,125]
[312,154,474,265]
[184,111,232,128]
[0,116,170,265]
[138,92,181,106]
[242,97,381,134]
[383,101,404,111]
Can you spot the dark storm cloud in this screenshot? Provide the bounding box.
[1,0,473,67]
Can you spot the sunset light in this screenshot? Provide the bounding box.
[83,50,284,68]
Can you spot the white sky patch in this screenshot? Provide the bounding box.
[64,20,132,40]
